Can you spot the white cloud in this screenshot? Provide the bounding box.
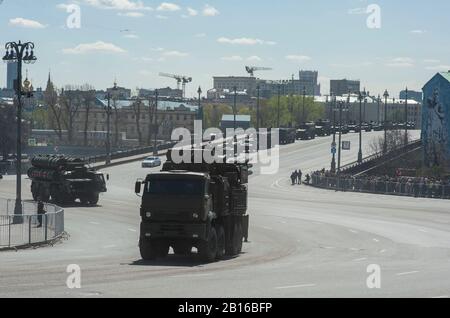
[118,12,144,17]
[163,50,189,58]
[285,55,311,63]
[9,18,46,29]
[151,47,165,52]
[347,8,366,15]
[156,15,168,19]
[62,41,126,54]
[203,4,219,17]
[83,0,153,11]
[195,33,206,38]
[424,59,440,64]
[411,30,426,35]
[217,37,276,46]
[157,2,180,12]
[425,65,450,71]
[124,34,139,39]
[187,8,198,16]
[247,56,262,62]
[386,57,415,68]
[221,56,244,61]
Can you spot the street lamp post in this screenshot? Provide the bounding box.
[105,81,118,165]
[256,85,260,131]
[197,86,203,128]
[233,86,237,130]
[404,87,408,146]
[331,94,337,174]
[3,41,36,217]
[357,91,364,163]
[337,101,344,173]
[153,90,159,156]
[383,90,389,154]
[302,86,306,124]
[277,84,281,128]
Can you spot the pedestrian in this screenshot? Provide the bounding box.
[305,174,311,185]
[37,198,46,228]
[290,172,296,185]
[298,170,303,185]
[294,170,299,185]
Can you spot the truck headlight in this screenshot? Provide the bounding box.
[146,212,152,218]
[192,213,199,219]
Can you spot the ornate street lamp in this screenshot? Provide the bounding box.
[256,84,260,131]
[331,94,337,174]
[3,41,36,218]
[357,90,365,163]
[404,87,408,146]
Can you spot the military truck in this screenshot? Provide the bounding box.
[279,128,296,145]
[28,155,107,205]
[296,123,316,140]
[315,120,331,136]
[135,148,251,263]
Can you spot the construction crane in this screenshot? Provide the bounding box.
[159,72,192,98]
[245,66,272,77]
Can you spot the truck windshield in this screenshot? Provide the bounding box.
[145,179,204,196]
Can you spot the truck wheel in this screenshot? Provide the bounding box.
[229,222,243,256]
[216,225,226,260]
[89,193,99,205]
[139,238,158,260]
[198,227,218,263]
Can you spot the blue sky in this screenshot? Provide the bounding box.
[1,0,449,98]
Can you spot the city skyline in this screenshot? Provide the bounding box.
[1,0,450,97]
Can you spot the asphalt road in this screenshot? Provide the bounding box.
[2,130,450,298]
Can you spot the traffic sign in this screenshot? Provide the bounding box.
[342,141,351,151]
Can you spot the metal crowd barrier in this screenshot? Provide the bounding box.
[0,198,64,249]
[310,175,450,200]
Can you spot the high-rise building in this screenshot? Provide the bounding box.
[330,79,361,96]
[6,61,18,90]
[400,89,422,103]
[298,70,321,96]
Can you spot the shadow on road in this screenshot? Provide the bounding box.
[129,254,240,267]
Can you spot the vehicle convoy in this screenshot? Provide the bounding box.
[135,148,251,262]
[315,120,331,136]
[28,155,107,205]
[297,122,316,140]
[279,128,296,144]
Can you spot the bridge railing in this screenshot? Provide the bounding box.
[310,174,450,200]
[0,198,64,249]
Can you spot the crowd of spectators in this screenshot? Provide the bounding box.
[311,169,450,199]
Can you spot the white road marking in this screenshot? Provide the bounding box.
[348,229,359,234]
[171,273,212,279]
[321,246,335,250]
[275,284,316,290]
[380,249,387,254]
[128,229,137,232]
[396,271,420,276]
[278,221,287,224]
[89,222,100,225]
[262,226,273,230]
[432,295,449,299]
[353,258,368,262]
[373,238,380,243]
[349,248,361,251]
[418,229,428,233]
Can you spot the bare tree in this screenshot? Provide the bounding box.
[132,98,143,146]
[59,89,81,143]
[45,83,64,141]
[81,91,96,146]
[369,130,412,155]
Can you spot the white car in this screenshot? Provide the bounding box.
[142,156,162,168]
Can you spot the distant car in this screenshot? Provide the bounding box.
[142,156,162,168]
